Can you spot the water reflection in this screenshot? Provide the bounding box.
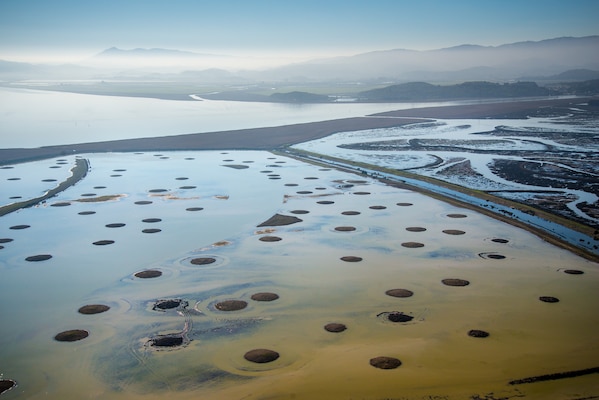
[0,150,597,399]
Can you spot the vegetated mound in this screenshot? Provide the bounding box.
[358,81,556,102]
[257,213,303,227]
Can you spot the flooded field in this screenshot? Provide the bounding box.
[1,151,598,399]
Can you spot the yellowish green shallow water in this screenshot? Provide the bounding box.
[0,151,597,399]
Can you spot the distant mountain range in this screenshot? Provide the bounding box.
[1,36,598,85]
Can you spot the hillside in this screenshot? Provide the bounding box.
[358,81,557,102]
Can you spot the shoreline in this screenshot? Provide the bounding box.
[0,97,591,165]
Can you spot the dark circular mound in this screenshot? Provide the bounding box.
[0,238,13,243]
[406,227,426,232]
[388,312,413,323]
[42,179,57,182]
[175,177,189,180]
[54,329,89,342]
[335,226,356,232]
[142,228,161,234]
[113,169,126,172]
[369,205,387,210]
[324,323,347,333]
[297,190,313,194]
[149,189,168,193]
[447,213,467,218]
[317,200,334,205]
[94,186,107,189]
[0,379,16,394]
[259,236,282,242]
[369,356,401,369]
[93,240,114,246]
[25,254,52,262]
[443,229,465,235]
[385,289,414,298]
[142,218,162,223]
[10,224,30,230]
[78,304,110,314]
[539,296,560,303]
[179,185,196,189]
[251,292,279,301]
[51,202,71,207]
[153,299,182,310]
[442,278,470,287]
[492,238,509,244]
[186,207,204,211]
[397,202,413,206]
[284,183,298,186]
[269,177,281,180]
[468,329,490,338]
[106,223,126,228]
[564,269,584,275]
[479,252,506,260]
[7,178,21,181]
[150,335,183,347]
[78,211,96,215]
[304,177,318,180]
[341,211,360,215]
[353,191,371,195]
[190,257,216,265]
[134,269,162,279]
[340,256,363,262]
[215,300,248,311]
[290,210,309,214]
[315,187,326,190]
[80,193,96,197]
[110,174,122,177]
[135,200,153,205]
[244,348,280,363]
[401,242,424,248]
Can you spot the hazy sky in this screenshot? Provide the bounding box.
[1,0,598,63]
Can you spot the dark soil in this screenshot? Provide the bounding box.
[190,257,216,265]
[385,289,414,298]
[215,300,248,311]
[334,226,356,231]
[401,242,425,248]
[93,240,114,245]
[54,329,89,342]
[406,227,426,232]
[340,256,363,262]
[564,269,584,275]
[257,213,303,227]
[78,304,110,314]
[442,278,470,287]
[341,211,361,215]
[150,335,183,347]
[244,348,280,363]
[539,296,560,303]
[25,254,52,262]
[259,236,282,242]
[468,329,490,338]
[251,292,279,301]
[134,269,162,278]
[387,312,413,323]
[443,229,465,235]
[369,356,402,369]
[324,323,347,332]
[0,379,16,394]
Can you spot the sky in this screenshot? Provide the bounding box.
[1,0,598,64]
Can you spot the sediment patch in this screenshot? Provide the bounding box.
[78,304,110,314]
[244,349,280,363]
[54,329,89,342]
[134,269,162,278]
[369,356,402,369]
[257,214,303,227]
[324,323,347,332]
[215,300,248,311]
